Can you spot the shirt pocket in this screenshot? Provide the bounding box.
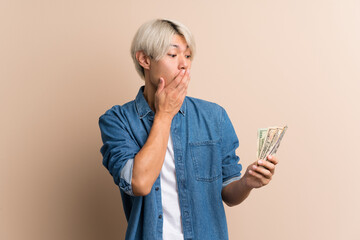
[189,139,222,182]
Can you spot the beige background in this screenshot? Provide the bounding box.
[1,0,360,239]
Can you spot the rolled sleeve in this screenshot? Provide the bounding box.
[98,107,139,196]
[119,158,135,196]
[222,175,241,188]
[220,107,242,189]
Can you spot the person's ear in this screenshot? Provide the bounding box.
[136,51,151,70]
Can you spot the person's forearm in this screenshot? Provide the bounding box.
[131,113,172,196]
[221,177,254,207]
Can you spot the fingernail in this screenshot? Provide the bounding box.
[258,160,263,165]
[268,155,272,160]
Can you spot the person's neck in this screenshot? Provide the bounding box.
[143,81,156,113]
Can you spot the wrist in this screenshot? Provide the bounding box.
[154,112,173,124]
[240,175,255,192]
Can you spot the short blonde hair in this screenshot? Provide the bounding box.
[130,19,196,79]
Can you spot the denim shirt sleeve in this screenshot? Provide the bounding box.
[220,107,242,188]
[98,107,139,196]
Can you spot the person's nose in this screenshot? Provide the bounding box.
[179,55,189,70]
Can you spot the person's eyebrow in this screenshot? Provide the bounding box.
[170,44,189,49]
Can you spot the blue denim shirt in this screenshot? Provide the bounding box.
[99,86,242,240]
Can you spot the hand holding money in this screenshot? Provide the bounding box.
[240,127,287,189]
[257,126,288,160]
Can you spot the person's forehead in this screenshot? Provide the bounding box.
[169,35,189,51]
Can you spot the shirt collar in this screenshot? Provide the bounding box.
[135,86,186,119]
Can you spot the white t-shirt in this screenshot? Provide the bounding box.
[160,135,184,240]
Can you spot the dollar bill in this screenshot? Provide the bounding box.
[268,126,288,156]
[259,128,278,160]
[257,125,288,160]
[257,128,268,159]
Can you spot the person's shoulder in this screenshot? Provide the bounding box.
[186,96,224,112]
[99,99,136,120]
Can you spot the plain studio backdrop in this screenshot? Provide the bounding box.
[1,0,359,239]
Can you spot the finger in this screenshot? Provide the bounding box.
[248,169,264,180]
[258,159,275,173]
[175,69,190,89]
[167,69,186,89]
[252,164,272,179]
[249,170,270,186]
[176,69,190,92]
[178,73,190,95]
[177,78,189,95]
[267,155,279,165]
[156,77,165,94]
[185,72,191,88]
[178,87,188,102]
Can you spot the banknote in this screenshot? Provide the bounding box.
[259,128,279,160]
[268,126,288,156]
[257,128,268,158]
[257,126,288,160]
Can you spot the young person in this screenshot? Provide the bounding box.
[99,19,279,240]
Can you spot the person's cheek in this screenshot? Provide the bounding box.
[165,71,175,85]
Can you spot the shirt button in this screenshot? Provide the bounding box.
[158,215,162,219]
[155,187,159,191]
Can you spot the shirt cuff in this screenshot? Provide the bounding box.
[222,175,241,189]
[119,158,135,196]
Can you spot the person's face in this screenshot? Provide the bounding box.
[149,34,192,86]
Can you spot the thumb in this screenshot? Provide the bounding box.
[156,77,165,93]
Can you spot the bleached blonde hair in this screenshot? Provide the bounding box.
[130,19,196,79]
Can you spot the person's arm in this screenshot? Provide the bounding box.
[221,155,279,207]
[131,113,171,196]
[132,69,190,196]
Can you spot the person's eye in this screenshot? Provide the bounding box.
[185,55,192,59]
[168,54,177,58]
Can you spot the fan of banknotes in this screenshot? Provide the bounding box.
[257,126,288,160]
